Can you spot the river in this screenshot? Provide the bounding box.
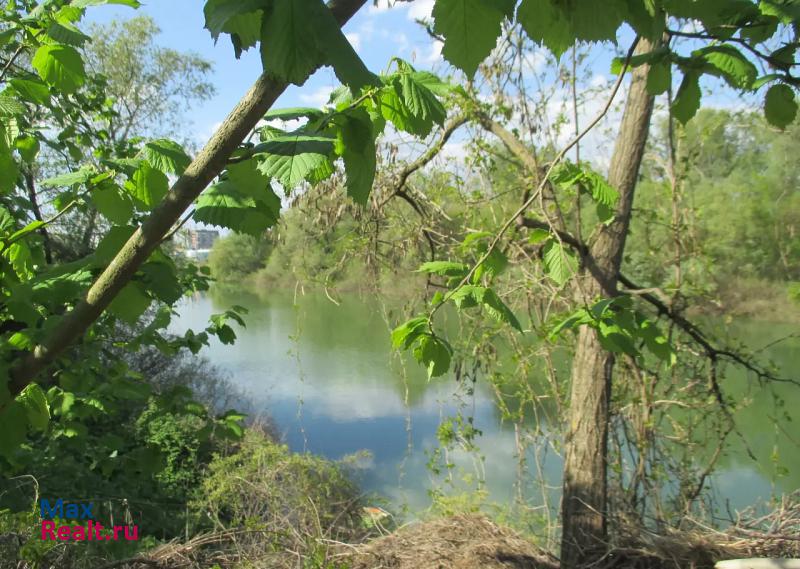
[171,287,800,520]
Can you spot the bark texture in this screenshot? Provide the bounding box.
[9,0,367,395]
[560,37,658,569]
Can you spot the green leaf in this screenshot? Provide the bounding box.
[379,73,446,137]
[127,161,169,209]
[108,282,151,325]
[528,228,551,244]
[399,72,447,129]
[410,71,454,97]
[698,45,757,89]
[0,93,26,116]
[226,11,263,57]
[204,0,265,56]
[480,288,522,331]
[255,134,334,189]
[589,297,617,319]
[9,79,51,105]
[517,0,572,57]
[8,221,44,243]
[550,162,584,187]
[204,0,264,39]
[391,316,428,349]
[226,158,268,191]
[759,0,800,23]
[476,248,508,280]
[18,383,50,432]
[449,284,482,309]
[584,171,619,206]
[597,320,637,355]
[0,124,18,194]
[91,182,134,224]
[41,165,95,188]
[336,109,377,204]
[418,261,470,277]
[128,445,164,476]
[0,402,27,458]
[770,44,797,69]
[518,0,623,57]
[47,21,91,46]
[543,240,577,285]
[671,71,701,124]
[432,0,515,77]
[583,171,619,224]
[264,107,326,121]
[260,0,323,84]
[72,0,141,7]
[31,44,86,94]
[307,1,378,91]
[194,180,280,235]
[258,0,375,88]
[646,60,672,95]
[216,324,237,344]
[413,334,452,379]
[22,263,92,308]
[94,225,136,265]
[141,261,183,305]
[611,50,663,74]
[14,135,39,162]
[141,139,191,175]
[550,308,593,339]
[764,83,797,128]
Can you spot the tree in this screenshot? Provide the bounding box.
[208,232,270,282]
[386,2,799,567]
[84,16,214,144]
[1,1,798,568]
[39,15,214,262]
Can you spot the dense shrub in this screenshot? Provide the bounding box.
[208,233,272,282]
[191,427,367,566]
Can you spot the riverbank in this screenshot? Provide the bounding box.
[218,266,800,325]
[54,493,800,569]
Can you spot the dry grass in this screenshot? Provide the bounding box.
[341,514,559,569]
[77,493,800,569]
[602,492,800,569]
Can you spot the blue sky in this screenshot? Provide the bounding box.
[86,0,443,142]
[82,0,756,167]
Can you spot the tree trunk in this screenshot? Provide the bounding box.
[560,37,658,568]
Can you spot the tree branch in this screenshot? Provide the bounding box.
[378,114,468,209]
[23,169,53,264]
[617,273,799,386]
[9,0,369,396]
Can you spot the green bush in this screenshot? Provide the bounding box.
[208,233,271,282]
[192,428,366,567]
[789,282,800,305]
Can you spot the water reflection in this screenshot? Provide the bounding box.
[171,288,799,516]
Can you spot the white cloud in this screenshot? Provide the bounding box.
[392,31,410,53]
[345,32,361,51]
[441,140,468,161]
[359,18,376,41]
[421,40,443,64]
[299,86,334,108]
[408,0,435,20]
[590,74,608,88]
[367,0,392,13]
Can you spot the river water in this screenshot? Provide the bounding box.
[171,287,799,518]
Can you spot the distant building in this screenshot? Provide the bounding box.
[175,229,219,262]
[187,229,219,250]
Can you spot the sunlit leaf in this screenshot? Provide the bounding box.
[32,44,86,93]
